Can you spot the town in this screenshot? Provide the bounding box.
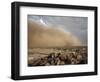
[28,46,87,66]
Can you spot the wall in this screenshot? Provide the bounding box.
[0,0,99,82]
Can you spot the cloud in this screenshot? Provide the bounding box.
[28,19,81,48]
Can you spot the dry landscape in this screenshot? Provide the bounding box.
[28,46,87,66]
[28,16,87,67]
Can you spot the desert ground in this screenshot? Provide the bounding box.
[28,46,87,66]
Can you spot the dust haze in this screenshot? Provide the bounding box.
[28,19,81,48]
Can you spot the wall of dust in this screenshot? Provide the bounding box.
[28,19,81,48]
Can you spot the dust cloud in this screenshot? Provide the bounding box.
[28,19,81,48]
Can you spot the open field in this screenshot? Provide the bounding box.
[28,46,87,66]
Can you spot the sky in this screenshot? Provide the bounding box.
[28,15,88,46]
